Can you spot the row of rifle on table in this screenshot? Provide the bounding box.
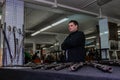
[27,60,120,73]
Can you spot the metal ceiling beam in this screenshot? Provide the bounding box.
[24,0,98,16]
[25,3,72,14]
[24,0,120,23]
[40,32,67,35]
[24,38,54,44]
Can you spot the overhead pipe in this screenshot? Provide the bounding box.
[27,0,98,16]
[24,38,54,44]
[25,2,72,14]
[24,0,120,23]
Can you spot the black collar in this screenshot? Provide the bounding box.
[70,30,78,35]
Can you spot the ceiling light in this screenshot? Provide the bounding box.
[0,15,2,20]
[50,46,54,48]
[118,33,120,35]
[40,25,53,32]
[31,31,41,36]
[51,18,68,26]
[96,43,99,45]
[85,45,95,48]
[86,36,96,40]
[43,47,47,49]
[31,18,68,36]
[118,30,120,33]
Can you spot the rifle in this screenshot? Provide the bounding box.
[23,62,37,67]
[99,60,120,66]
[54,62,73,71]
[42,63,59,70]
[32,64,45,69]
[88,62,112,73]
[69,62,84,71]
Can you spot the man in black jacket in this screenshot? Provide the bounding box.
[61,20,85,62]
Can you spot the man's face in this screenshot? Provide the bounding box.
[68,22,78,32]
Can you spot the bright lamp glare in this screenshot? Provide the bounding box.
[51,18,68,26]
[31,18,68,36]
[0,15,2,20]
[86,36,96,40]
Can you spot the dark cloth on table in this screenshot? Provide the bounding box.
[0,66,120,80]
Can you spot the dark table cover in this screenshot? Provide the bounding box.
[0,66,120,80]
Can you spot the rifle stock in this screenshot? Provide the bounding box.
[69,62,83,71]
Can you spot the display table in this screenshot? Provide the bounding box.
[0,66,120,80]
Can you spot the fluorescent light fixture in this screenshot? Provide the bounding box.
[31,18,68,36]
[31,25,52,36]
[0,15,2,20]
[54,42,59,46]
[31,31,41,36]
[86,36,96,40]
[85,45,95,48]
[118,33,120,35]
[96,43,99,45]
[51,18,68,26]
[118,30,120,33]
[40,25,52,32]
[50,46,54,48]
[43,47,47,49]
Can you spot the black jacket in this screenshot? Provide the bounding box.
[61,31,85,62]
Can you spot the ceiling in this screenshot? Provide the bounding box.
[1,0,120,49]
[24,2,98,48]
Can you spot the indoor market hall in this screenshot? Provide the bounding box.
[0,0,120,80]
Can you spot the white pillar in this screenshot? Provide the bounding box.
[2,0,24,66]
[33,43,36,54]
[99,18,109,59]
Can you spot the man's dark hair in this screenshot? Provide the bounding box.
[69,20,79,26]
